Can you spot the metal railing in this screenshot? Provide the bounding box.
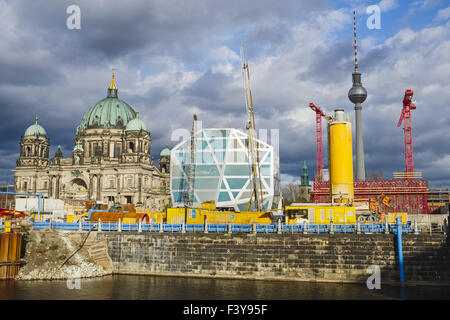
[28,221,420,234]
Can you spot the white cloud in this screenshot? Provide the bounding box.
[1,2,450,189]
[434,6,450,22]
[379,0,399,12]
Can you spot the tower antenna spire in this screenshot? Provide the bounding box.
[353,10,359,71]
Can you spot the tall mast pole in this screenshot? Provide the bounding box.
[240,46,264,212]
[348,10,368,181]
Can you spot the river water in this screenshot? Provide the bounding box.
[1,275,450,300]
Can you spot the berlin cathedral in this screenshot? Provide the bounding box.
[13,72,172,211]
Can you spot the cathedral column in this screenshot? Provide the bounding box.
[138,173,143,204]
[88,174,94,199]
[97,174,102,202]
[48,176,53,198]
[56,175,60,199]
[33,175,37,193]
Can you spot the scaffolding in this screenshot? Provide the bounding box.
[312,179,429,214]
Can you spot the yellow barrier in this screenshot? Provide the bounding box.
[285,205,356,225]
[388,212,407,224]
[5,221,11,233]
[166,207,272,225]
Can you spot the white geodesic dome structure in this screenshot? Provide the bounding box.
[170,128,280,212]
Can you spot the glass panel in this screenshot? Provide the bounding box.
[210,139,227,149]
[226,178,248,189]
[196,152,214,164]
[194,178,219,189]
[262,152,271,163]
[228,138,240,149]
[260,165,271,176]
[205,129,228,138]
[195,191,217,202]
[224,165,250,176]
[225,151,248,163]
[172,179,185,191]
[218,192,231,202]
[171,165,184,178]
[232,191,240,199]
[195,165,219,176]
[172,192,184,203]
[240,191,253,199]
[175,152,186,163]
[215,151,226,163]
[237,203,248,212]
[220,181,227,189]
[196,140,209,150]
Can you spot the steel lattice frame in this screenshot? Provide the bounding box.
[312,179,429,214]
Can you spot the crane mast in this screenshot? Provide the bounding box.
[309,102,329,181]
[240,46,264,212]
[184,114,197,207]
[397,89,416,178]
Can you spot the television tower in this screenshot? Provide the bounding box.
[348,10,367,181]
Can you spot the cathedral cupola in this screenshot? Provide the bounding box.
[18,116,50,167]
[159,145,171,173]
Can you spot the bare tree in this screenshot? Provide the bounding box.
[281,183,311,206]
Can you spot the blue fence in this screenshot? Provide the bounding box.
[31,221,419,234]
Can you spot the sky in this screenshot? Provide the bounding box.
[1,0,450,188]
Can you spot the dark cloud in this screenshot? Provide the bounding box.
[0,0,449,191]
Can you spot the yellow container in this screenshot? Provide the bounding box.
[67,214,75,223]
[329,110,354,204]
[186,208,205,224]
[166,208,187,224]
[146,212,166,224]
[285,205,356,225]
[201,202,216,211]
[5,221,11,233]
[166,207,272,225]
[122,217,137,224]
[388,212,407,224]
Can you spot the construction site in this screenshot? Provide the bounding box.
[0,11,449,287]
[1,10,448,230]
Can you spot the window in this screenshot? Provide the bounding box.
[44,181,48,189]
[109,180,114,189]
[125,196,132,204]
[23,181,28,190]
[128,178,133,188]
[115,145,122,158]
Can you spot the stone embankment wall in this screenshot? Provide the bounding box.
[96,232,450,285]
[17,229,111,280]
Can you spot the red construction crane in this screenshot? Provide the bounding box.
[309,102,329,181]
[397,89,416,177]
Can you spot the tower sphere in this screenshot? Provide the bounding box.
[348,85,367,104]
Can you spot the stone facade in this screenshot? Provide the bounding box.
[13,75,171,211]
[97,232,450,285]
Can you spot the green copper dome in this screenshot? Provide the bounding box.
[24,117,47,137]
[160,145,171,157]
[76,73,136,133]
[126,114,147,131]
[73,144,84,152]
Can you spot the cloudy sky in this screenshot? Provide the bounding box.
[1,0,450,188]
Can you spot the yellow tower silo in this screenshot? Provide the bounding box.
[328,109,354,204]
